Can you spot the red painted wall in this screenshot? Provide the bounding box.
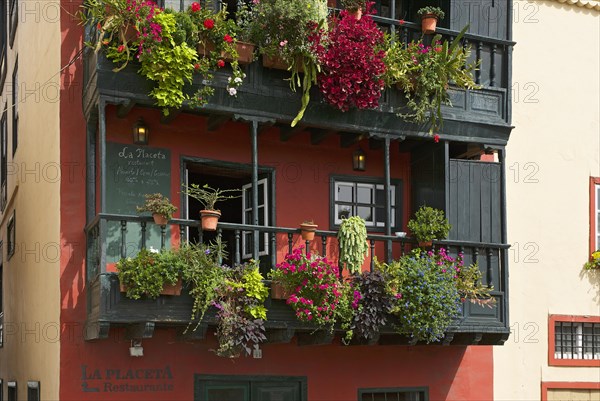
[60,3,493,399]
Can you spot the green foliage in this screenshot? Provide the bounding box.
[177,242,225,333]
[213,261,268,357]
[584,250,600,270]
[116,248,181,300]
[181,183,241,211]
[417,6,445,20]
[136,193,178,220]
[407,205,451,243]
[338,216,369,274]
[384,26,479,134]
[378,249,460,343]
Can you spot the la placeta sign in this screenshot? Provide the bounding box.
[81,365,174,393]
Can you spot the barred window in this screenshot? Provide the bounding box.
[555,321,600,360]
[359,388,428,401]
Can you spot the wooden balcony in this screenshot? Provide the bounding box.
[84,214,510,346]
[82,15,515,146]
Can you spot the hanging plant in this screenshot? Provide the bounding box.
[337,216,369,274]
[316,2,386,112]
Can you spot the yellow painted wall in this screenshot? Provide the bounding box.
[0,1,61,400]
[496,1,600,400]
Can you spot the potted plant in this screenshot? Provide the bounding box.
[136,193,178,225]
[249,0,329,126]
[584,250,600,270]
[270,248,348,331]
[213,261,268,358]
[417,6,445,34]
[182,183,240,231]
[315,2,386,112]
[340,0,366,19]
[232,1,259,64]
[116,248,183,299]
[385,26,479,134]
[337,216,369,274]
[299,220,318,241]
[407,205,451,247]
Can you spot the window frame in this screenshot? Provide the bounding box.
[8,0,17,48]
[27,381,39,401]
[11,60,17,156]
[330,175,403,232]
[541,382,600,401]
[590,177,600,255]
[1,110,7,211]
[7,212,15,260]
[194,374,307,401]
[548,314,600,367]
[7,382,16,401]
[358,386,429,401]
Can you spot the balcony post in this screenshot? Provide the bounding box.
[251,119,259,260]
[383,136,392,262]
[99,99,107,212]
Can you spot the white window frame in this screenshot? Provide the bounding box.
[242,178,269,259]
[333,181,396,228]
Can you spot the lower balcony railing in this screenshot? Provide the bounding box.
[84,213,510,345]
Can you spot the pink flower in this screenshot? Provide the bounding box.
[203,19,214,29]
[279,40,288,47]
[399,19,405,25]
[117,45,125,53]
[224,34,233,43]
[190,2,201,12]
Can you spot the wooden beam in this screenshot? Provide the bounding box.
[84,321,110,341]
[340,133,361,148]
[206,114,231,132]
[160,109,181,125]
[310,129,335,145]
[125,322,155,339]
[266,327,295,344]
[280,125,305,142]
[296,330,334,346]
[116,100,135,118]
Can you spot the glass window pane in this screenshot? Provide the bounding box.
[337,184,353,202]
[258,183,265,205]
[357,206,373,222]
[357,185,373,204]
[337,204,352,221]
[258,206,265,225]
[245,189,252,208]
[207,387,247,401]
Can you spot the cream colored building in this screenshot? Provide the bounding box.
[498,1,600,400]
[0,0,61,400]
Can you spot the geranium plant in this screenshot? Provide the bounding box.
[384,26,479,133]
[213,261,268,358]
[316,3,386,112]
[270,248,347,330]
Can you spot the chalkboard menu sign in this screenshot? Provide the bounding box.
[106,143,172,214]
[105,142,172,261]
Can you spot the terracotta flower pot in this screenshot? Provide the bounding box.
[348,8,363,20]
[200,209,221,231]
[270,282,290,300]
[232,41,255,65]
[152,213,168,226]
[421,14,439,34]
[262,55,305,73]
[300,223,318,241]
[418,240,433,248]
[120,278,183,296]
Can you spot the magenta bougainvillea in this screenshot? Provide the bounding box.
[316,4,386,111]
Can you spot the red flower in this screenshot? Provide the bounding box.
[433,134,440,143]
[223,34,233,43]
[117,45,125,53]
[217,59,225,68]
[97,22,102,30]
[194,63,200,70]
[203,19,215,29]
[190,2,201,12]
[399,19,405,25]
